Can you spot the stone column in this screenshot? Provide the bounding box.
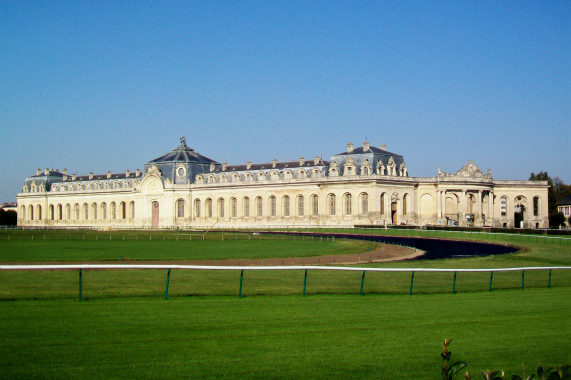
[441,191,446,221]
[437,190,442,219]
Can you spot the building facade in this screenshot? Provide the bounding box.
[16,138,549,229]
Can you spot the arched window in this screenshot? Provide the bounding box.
[110,202,116,220]
[218,198,225,218]
[58,204,63,220]
[500,196,507,216]
[283,196,290,216]
[194,199,201,218]
[298,170,306,180]
[74,204,80,220]
[328,194,336,216]
[297,195,304,216]
[49,204,55,220]
[244,173,252,182]
[65,204,71,220]
[232,174,240,182]
[344,193,352,215]
[231,198,237,218]
[207,175,215,184]
[360,193,368,215]
[29,205,34,220]
[120,202,126,219]
[256,197,263,217]
[533,196,540,217]
[37,205,42,220]
[403,194,409,216]
[206,198,213,218]
[83,203,89,220]
[257,172,266,181]
[176,199,185,218]
[21,205,26,221]
[101,202,107,220]
[380,193,386,215]
[220,174,228,183]
[269,196,276,217]
[271,171,279,180]
[91,203,97,220]
[311,195,319,216]
[284,171,292,180]
[129,201,135,219]
[243,197,250,217]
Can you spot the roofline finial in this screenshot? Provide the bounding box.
[180,136,187,147]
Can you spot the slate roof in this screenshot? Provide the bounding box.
[147,140,219,165]
[335,145,402,158]
[557,194,571,206]
[214,160,329,173]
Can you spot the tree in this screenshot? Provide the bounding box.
[550,212,566,229]
[0,209,17,226]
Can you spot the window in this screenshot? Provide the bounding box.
[83,203,89,220]
[66,204,71,220]
[129,201,135,219]
[74,204,80,220]
[218,198,225,218]
[256,197,263,217]
[533,196,539,216]
[37,205,42,220]
[283,196,290,216]
[110,202,116,219]
[403,194,408,215]
[298,170,306,179]
[177,199,185,218]
[311,195,319,216]
[49,205,54,220]
[500,197,507,216]
[344,194,352,215]
[361,193,368,215]
[380,193,386,215]
[206,198,213,218]
[120,202,126,219]
[231,198,237,217]
[194,199,201,218]
[91,203,97,220]
[328,194,336,216]
[270,196,276,217]
[243,197,250,217]
[21,205,26,221]
[58,204,63,220]
[101,202,107,219]
[297,195,304,216]
[29,205,34,220]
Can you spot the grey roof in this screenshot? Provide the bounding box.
[147,139,219,165]
[335,145,402,158]
[557,194,571,206]
[214,160,329,173]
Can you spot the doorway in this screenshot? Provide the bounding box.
[391,202,397,225]
[151,201,159,227]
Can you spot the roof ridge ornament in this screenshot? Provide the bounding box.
[180,136,187,148]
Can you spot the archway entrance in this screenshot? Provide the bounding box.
[514,204,525,228]
[391,202,397,225]
[151,201,159,227]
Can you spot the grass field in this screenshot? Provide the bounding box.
[0,229,570,378]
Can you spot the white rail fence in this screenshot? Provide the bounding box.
[1,265,569,301]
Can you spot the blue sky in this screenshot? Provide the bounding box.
[1,1,569,202]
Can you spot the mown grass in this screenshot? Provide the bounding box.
[0,289,569,379]
[0,231,376,262]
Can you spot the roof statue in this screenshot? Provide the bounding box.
[438,160,492,181]
[180,136,187,148]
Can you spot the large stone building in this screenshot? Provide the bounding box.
[16,138,549,229]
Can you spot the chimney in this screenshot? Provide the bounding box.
[272,159,278,168]
[299,157,305,166]
[136,169,141,177]
[36,168,41,176]
[63,168,68,181]
[107,171,111,179]
[246,161,252,170]
[44,168,49,175]
[363,141,370,152]
[210,162,215,172]
[381,143,387,151]
[314,156,320,165]
[347,142,354,153]
[89,172,94,180]
[222,161,227,171]
[125,170,130,178]
[72,174,77,181]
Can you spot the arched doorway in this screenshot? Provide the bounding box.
[391,202,398,224]
[514,204,525,228]
[151,201,159,227]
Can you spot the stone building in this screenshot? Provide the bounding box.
[16,138,549,229]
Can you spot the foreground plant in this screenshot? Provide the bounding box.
[441,339,467,380]
[511,364,571,380]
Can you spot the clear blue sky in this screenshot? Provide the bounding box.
[1,1,569,202]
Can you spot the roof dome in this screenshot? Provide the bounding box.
[147,137,218,165]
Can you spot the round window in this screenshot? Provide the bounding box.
[177,167,185,177]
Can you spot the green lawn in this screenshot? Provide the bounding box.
[0,289,569,379]
[0,229,569,378]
